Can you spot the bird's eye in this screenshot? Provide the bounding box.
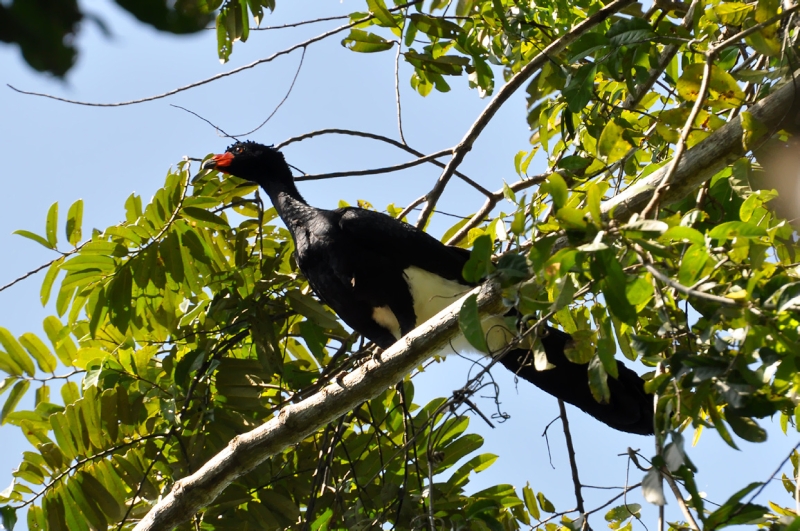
[233,146,243,154]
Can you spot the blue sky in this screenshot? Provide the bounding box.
[0,1,797,528]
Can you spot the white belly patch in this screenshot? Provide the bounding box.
[369,266,526,357]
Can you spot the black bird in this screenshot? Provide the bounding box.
[202,141,654,435]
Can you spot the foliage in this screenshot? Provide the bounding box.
[0,0,211,77]
[3,0,800,529]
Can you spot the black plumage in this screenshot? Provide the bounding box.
[202,141,654,435]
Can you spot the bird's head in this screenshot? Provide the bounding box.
[202,141,292,185]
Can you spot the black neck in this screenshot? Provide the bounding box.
[259,177,317,236]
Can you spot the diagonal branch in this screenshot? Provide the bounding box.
[414,0,636,229]
[132,281,505,531]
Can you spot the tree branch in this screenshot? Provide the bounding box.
[133,282,505,531]
[277,128,492,196]
[414,0,636,229]
[603,67,800,221]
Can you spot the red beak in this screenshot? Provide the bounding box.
[203,152,234,171]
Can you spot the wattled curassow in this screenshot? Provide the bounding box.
[202,141,654,435]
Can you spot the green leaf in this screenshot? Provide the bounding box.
[66,199,84,246]
[523,483,540,520]
[0,328,36,377]
[661,226,705,245]
[563,63,596,113]
[712,2,754,25]
[678,244,710,286]
[181,207,230,230]
[341,29,394,53]
[707,397,739,450]
[677,64,745,109]
[725,409,767,442]
[12,229,55,250]
[544,173,568,210]
[605,503,641,522]
[409,13,463,39]
[366,0,398,28]
[286,291,341,330]
[598,119,633,164]
[462,234,494,283]
[46,202,59,248]
[1,380,30,424]
[39,258,62,307]
[537,492,555,513]
[1,505,17,530]
[705,482,766,529]
[594,251,637,325]
[19,333,57,373]
[588,355,610,403]
[79,473,123,521]
[459,294,488,353]
[708,221,767,242]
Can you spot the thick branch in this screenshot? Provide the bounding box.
[133,282,504,531]
[414,0,636,228]
[604,69,800,221]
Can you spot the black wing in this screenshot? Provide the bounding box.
[336,207,472,284]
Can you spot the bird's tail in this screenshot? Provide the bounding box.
[498,326,654,435]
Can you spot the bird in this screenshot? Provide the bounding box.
[202,141,654,435]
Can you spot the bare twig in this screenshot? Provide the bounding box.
[277,128,492,196]
[414,0,636,229]
[295,148,453,181]
[249,14,349,30]
[559,401,586,517]
[643,263,739,307]
[230,47,307,137]
[445,174,548,245]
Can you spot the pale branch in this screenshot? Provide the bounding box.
[445,173,548,246]
[643,262,739,306]
[414,0,636,229]
[396,195,427,220]
[133,282,505,531]
[602,67,800,222]
[295,147,453,181]
[638,6,800,217]
[5,1,422,107]
[277,128,492,196]
[640,59,712,218]
[662,470,701,531]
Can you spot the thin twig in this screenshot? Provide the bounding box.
[445,174,547,245]
[394,17,407,145]
[414,0,636,229]
[249,14,349,30]
[295,148,453,181]
[643,263,739,307]
[277,128,491,196]
[6,1,423,107]
[230,46,307,137]
[559,401,586,516]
